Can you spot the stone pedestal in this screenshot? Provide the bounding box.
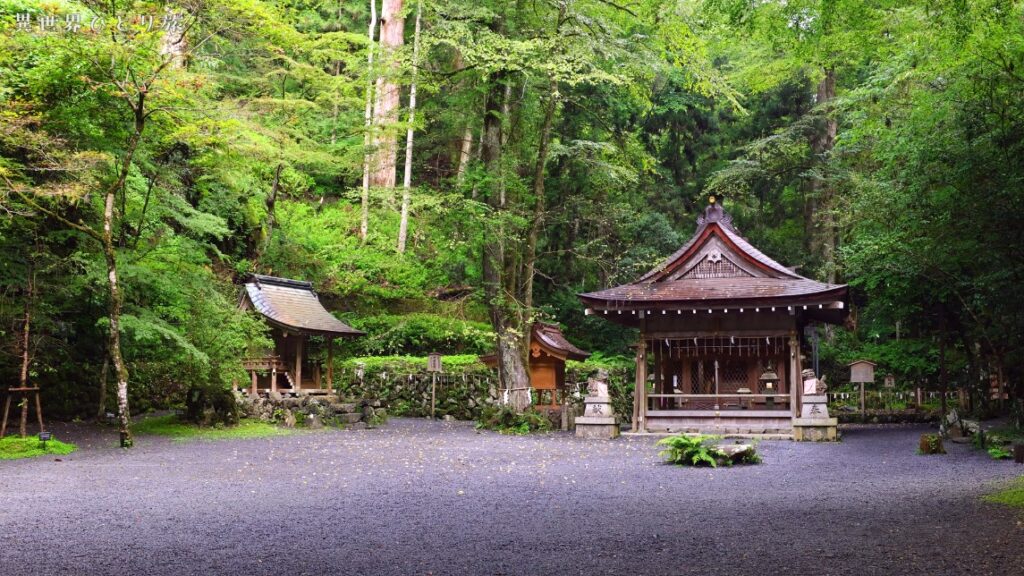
[575,372,619,439]
[792,394,838,441]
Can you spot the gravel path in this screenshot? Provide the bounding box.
[1,419,1021,576]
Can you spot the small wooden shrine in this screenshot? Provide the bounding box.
[481,322,590,406]
[239,275,363,395]
[578,197,848,436]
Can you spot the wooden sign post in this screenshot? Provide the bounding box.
[849,360,877,419]
[427,353,442,419]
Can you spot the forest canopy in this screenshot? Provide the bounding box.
[2,0,1022,442]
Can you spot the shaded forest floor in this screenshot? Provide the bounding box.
[0,420,1022,575]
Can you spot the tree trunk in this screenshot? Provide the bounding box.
[939,333,948,419]
[397,2,421,254]
[456,128,474,184]
[368,0,405,189]
[480,72,531,412]
[806,67,838,281]
[97,357,109,422]
[18,263,33,437]
[451,49,475,185]
[523,77,558,310]
[255,163,283,268]
[360,0,379,241]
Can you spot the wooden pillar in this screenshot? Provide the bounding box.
[271,363,278,394]
[632,339,645,432]
[250,370,258,396]
[294,336,304,391]
[327,338,334,392]
[788,333,799,418]
[638,341,648,433]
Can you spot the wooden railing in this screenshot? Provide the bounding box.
[646,393,791,411]
[242,356,287,372]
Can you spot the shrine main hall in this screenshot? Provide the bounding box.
[579,197,848,437]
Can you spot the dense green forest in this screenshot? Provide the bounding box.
[2,1,1023,443]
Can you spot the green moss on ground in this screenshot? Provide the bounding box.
[133,414,293,441]
[985,476,1024,509]
[0,435,77,460]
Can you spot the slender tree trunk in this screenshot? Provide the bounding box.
[397,1,422,254]
[368,0,405,188]
[456,128,474,184]
[104,102,147,448]
[939,333,948,419]
[806,66,838,281]
[360,0,379,241]
[331,61,341,145]
[451,49,475,185]
[523,77,558,310]
[255,163,283,268]
[480,72,531,413]
[131,176,155,249]
[18,263,34,437]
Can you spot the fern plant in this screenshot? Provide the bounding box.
[657,434,728,467]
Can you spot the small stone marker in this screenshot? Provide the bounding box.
[575,370,619,439]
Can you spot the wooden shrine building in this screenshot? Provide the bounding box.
[481,322,590,406]
[578,197,848,435]
[239,275,363,395]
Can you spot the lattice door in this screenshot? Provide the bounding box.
[717,360,750,393]
[690,360,715,394]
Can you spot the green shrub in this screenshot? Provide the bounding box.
[475,405,552,435]
[342,313,494,356]
[987,445,1012,460]
[657,434,728,467]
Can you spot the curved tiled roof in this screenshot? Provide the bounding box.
[579,202,847,311]
[243,275,364,337]
[533,322,590,361]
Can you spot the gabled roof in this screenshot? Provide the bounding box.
[241,275,364,337]
[532,322,590,361]
[480,322,590,367]
[578,200,848,319]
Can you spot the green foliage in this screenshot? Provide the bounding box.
[343,313,494,356]
[475,405,552,435]
[986,445,1012,460]
[984,477,1024,509]
[0,435,76,460]
[918,434,946,455]
[132,414,291,441]
[657,434,726,467]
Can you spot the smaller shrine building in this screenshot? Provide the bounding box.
[239,275,363,395]
[481,322,590,407]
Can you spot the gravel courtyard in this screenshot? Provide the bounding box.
[1,419,1021,576]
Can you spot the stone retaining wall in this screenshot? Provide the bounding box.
[235,392,384,429]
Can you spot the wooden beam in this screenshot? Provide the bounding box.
[327,338,334,392]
